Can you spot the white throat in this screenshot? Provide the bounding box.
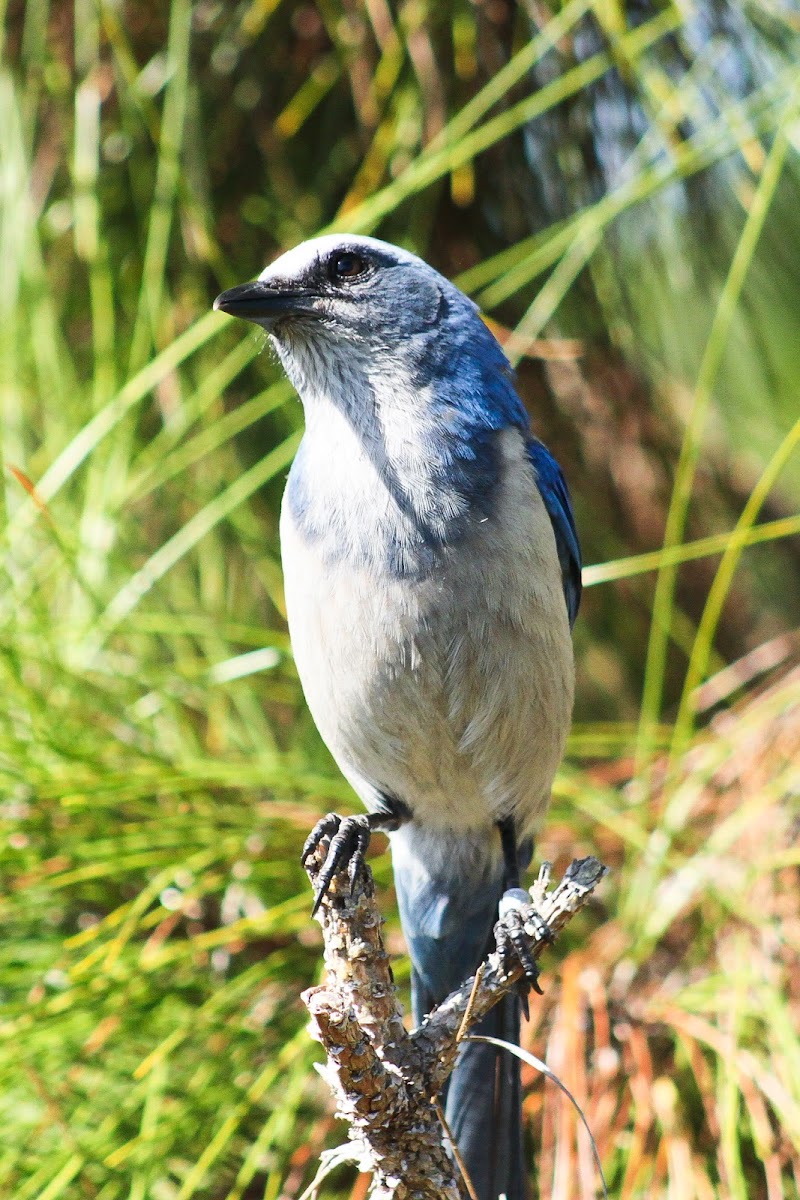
[280,341,472,571]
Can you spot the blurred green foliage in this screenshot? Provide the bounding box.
[0,0,799,1196]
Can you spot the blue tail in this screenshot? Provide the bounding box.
[445,994,523,1200]
[392,828,526,1200]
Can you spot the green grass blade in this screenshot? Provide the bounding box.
[582,514,800,587]
[670,414,800,759]
[90,431,301,649]
[635,85,800,776]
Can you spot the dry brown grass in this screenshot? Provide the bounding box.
[520,662,800,1198]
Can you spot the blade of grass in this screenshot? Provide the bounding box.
[127,0,191,376]
[472,64,799,309]
[8,310,224,526]
[670,413,800,761]
[504,227,602,367]
[124,337,259,492]
[426,0,593,155]
[333,8,682,235]
[87,430,301,652]
[634,85,799,778]
[582,513,800,587]
[128,380,293,504]
[174,1027,310,1200]
[718,945,749,1200]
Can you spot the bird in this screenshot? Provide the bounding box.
[214,234,581,1200]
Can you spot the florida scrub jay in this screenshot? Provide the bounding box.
[214,235,581,1200]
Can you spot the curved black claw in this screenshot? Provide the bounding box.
[495,889,554,998]
[301,813,373,915]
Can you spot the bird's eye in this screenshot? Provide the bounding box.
[330,252,368,281]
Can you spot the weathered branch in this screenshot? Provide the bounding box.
[301,853,607,1200]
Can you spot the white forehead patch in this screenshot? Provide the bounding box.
[257,233,422,285]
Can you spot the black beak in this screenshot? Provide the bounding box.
[213,280,310,323]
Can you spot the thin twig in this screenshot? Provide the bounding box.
[435,1102,481,1200]
[457,963,485,1043]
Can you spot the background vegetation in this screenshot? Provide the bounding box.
[1,0,799,1196]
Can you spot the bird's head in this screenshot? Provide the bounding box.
[213,234,505,396]
[215,234,451,338]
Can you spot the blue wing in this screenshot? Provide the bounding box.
[527,439,582,628]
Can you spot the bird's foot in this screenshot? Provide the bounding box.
[301,796,410,915]
[495,887,555,1006]
[301,813,374,915]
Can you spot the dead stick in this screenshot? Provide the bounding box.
[301,852,607,1199]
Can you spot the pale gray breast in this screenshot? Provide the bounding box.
[279,428,574,837]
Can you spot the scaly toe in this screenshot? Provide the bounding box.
[304,814,373,915]
[300,812,341,868]
[495,889,548,995]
